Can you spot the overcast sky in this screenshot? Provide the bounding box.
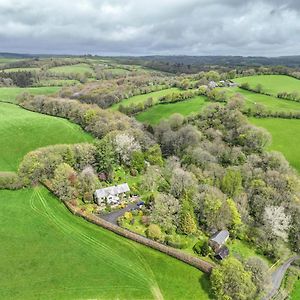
[0,0,300,56]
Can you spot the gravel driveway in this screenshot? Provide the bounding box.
[97,203,138,225]
[264,255,300,300]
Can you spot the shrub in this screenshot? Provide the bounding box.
[131,209,139,216]
[146,224,162,241]
[124,211,133,221]
[193,241,203,255]
[165,235,189,249]
[193,239,210,256]
[0,172,23,190]
[141,215,150,226]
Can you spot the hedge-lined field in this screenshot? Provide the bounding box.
[0,187,210,300]
[0,103,92,171]
[136,95,208,124]
[234,75,300,95]
[0,86,60,103]
[48,63,94,75]
[250,118,300,173]
[2,67,40,72]
[110,87,180,110]
[223,87,300,113]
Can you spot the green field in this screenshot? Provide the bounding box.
[0,187,210,300]
[0,58,24,64]
[0,103,93,171]
[110,87,180,110]
[250,118,300,173]
[106,68,130,75]
[291,280,300,300]
[2,67,40,72]
[48,63,94,76]
[136,96,208,124]
[38,79,79,86]
[0,86,61,104]
[228,240,270,264]
[223,87,300,113]
[234,75,300,95]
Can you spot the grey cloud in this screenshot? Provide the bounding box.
[0,0,300,56]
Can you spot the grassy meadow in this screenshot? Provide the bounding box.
[0,86,61,103]
[291,280,300,300]
[0,58,25,64]
[106,68,130,75]
[223,87,300,113]
[136,96,208,124]
[48,63,94,76]
[110,87,180,110]
[250,118,300,173]
[0,103,93,171]
[2,67,40,72]
[234,75,300,95]
[0,187,210,300]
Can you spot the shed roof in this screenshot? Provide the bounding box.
[215,245,229,260]
[210,230,229,246]
[95,183,130,199]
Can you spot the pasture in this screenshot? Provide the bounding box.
[0,86,61,104]
[223,87,300,113]
[0,58,24,64]
[48,63,95,76]
[106,68,130,75]
[136,96,208,124]
[0,103,92,171]
[110,87,180,110]
[250,118,300,173]
[291,280,300,300]
[234,75,300,95]
[0,187,210,300]
[2,67,40,72]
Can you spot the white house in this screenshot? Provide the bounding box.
[94,183,130,205]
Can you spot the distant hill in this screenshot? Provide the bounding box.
[115,55,300,73]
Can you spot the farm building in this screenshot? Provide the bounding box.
[208,81,218,89]
[215,246,229,260]
[209,230,229,260]
[94,183,130,205]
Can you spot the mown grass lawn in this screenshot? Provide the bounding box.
[228,240,270,265]
[222,87,300,113]
[250,118,300,173]
[110,87,181,110]
[135,95,208,125]
[0,86,61,104]
[291,279,300,300]
[48,63,94,76]
[0,187,211,300]
[0,103,93,171]
[234,75,300,95]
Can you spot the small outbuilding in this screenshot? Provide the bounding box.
[209,230,230,252]
[94,183,130,206]
[215,245,229,260]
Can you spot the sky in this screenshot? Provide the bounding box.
[0,0,300,56]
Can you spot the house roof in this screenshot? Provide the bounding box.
[215,245,229,260]
[95,183,130,199]
[210,230,229,246]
